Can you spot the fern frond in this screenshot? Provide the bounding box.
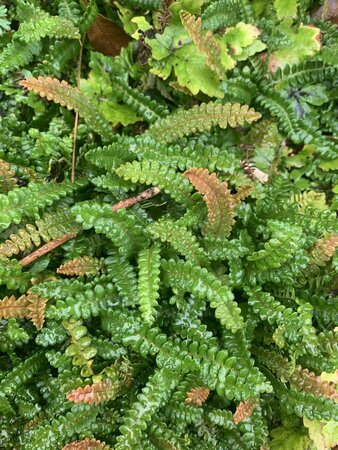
[310,234,338,266]
[63,438,110,450]
[147,218,208,265]
[122,0,162,10]
[202,0,254,31]
[85,140,135,171]
[105,255,139,306]
[67,379,119,404]
[0,160,17,194]
[0,210,81,258]
[183,168,235,238]
[247,221,303,270]
[72,202,148,257]
[185,386,210,406]
[0,293,48,330]
[137,245,161,325]
[112,77,169,123]
[232,398,257,424]
[19,77,114,140]
[16,11,80,42]
[181,11,223,78]
[115,160,193,205]
[63,318,97,377]
[0,258,31,293]
[57,256,101,276]
[78,0,99,34]
[0,179,86,233]
[147,102,261,143]
[269,61,338,88]
[162,259,243,332]
[289,366,337,400]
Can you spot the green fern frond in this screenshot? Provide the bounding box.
[78,0,98,34]
[147,218,209,266]
[121,0,162,10]
[19,77,114,141]
[269,61,338,88]
[162,259,243,332]
[202,0,254,31]
[0,179,86,233]
[72,202,149,257]
[0,41,42,75]
[112,77,170,123]
[85,140,135,171]
[137,244,161,324]
[147,102,262,143]
[115,160,193,205]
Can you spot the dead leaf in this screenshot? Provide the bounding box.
[87,14,130,56]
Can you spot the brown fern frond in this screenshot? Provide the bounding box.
[0,293,47,329]
[290,365,338,400]
[26,293,48,330]
[185,386,210,406]
[0,295,28,319]
[66,379,119,404]
[0,160,17,193]
[19,77,113,140]
[62,438,111,450]
[311,234,338,266]
[180,11,224,77]
[57,256,101,276]
[233,398,257,424]
[183,168,235,237]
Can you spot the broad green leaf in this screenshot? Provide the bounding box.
[99,100,142,126]
[270,425,315,450]
[268,24,321,71]
[274,0,298,20]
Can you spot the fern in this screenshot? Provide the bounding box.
[19,77,114,140]
[137,244,161,324]
[0,210,80,258]
[0,160,17,194]
[148,102,262,143]
[162,259,243,333]
[202,0,254,31]
[0,179,85,233]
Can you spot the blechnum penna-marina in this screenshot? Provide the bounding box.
[0,0,337,449]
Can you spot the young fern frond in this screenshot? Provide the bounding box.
[0,258,31,293]
[19,77,114,141]
[137,244,161,325]
[147,102,261,143]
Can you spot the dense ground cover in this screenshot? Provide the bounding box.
[0,0,337,448]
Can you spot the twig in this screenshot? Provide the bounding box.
[112,187,161,211]
[20,233,77,267]
[20,187,161,266]
[71,39,84,183]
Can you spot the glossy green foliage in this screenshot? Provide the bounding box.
[137,244,161,324]
[0,0,337,448]
[0,179,86,232]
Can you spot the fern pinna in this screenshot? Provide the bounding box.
[0,0,337,449]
